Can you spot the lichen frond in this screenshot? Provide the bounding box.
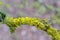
[5,17,60,40]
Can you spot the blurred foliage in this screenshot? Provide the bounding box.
[52,15,60,25]
[47,5,54,10]
[38,5,46,14]
[0,2,3,6]
[51,7,60,25]
[37,0,43,3]
[33,2,40,9]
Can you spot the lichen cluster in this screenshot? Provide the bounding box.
[5,17,60,40]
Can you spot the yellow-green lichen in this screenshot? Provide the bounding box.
[5,17,60,40]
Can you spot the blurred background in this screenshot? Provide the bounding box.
[0,0,60,40]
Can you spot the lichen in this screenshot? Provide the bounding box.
[5,17,60,40]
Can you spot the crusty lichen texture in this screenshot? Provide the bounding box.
[5,17,60,40]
